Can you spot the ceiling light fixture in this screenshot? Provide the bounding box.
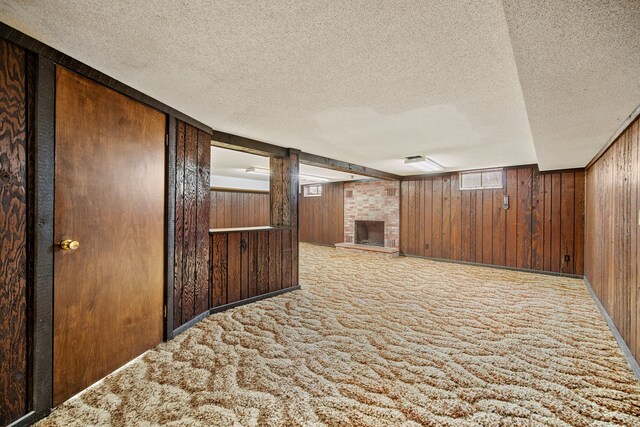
[404,156,444,172]
[246,166,330,182]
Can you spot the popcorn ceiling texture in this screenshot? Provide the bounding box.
[344,181,400,248]
[37,244,640,426]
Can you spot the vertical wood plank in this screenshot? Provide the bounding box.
[248,231,258,298]
[400,180,409,254]
[211,234,228,307]
[173,120,185,327]
[516,168,532,269]
[432,176,443,258]
[442,176,451,259]
[560,172,575,274]
[450,174,461,261]
[424,178,433,257]
[257,231,270,295]
[505,169,518,267]
[227,232,241,303]
[551,173,562,272]
[482,190,493,263]
[475,188,484,263]
[531,170,545,271]
[492,188,506,266]
[194,129,211,315]
[269,230,282,292]
[543,174,553,272]
[463,189,473,262]
[240,231,249,300]
[574,170,585,275]
[0,39,28,425]
[282,229,292,289]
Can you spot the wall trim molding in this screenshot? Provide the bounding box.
[583,277,640,381]
[586,104,640,170]
[210,286,301,314]
[172,310,210,337]
[7,411,35,427]
[400,252,584,279]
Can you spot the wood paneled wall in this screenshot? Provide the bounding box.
[299,182,344,245]
[0,38,28,426]
[210,228,296,307]
[401,166,585,275]
[586,116,639,364]
[173,120,211,330]
[210,150,300,310]
[210,190,269,229]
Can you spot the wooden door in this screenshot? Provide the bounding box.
[53,67,165,405]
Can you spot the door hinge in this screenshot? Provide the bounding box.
[165,134,169,146]
[164,305,167,318]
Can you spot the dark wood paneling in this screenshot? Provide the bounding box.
[210,190,269,229]
[173,120,211,330]
[299,182,344,245]
[586,116,639,364]
[0,37,28,425]
[53,67,165,405]
[401,166,585,275]
[210,228,297,308]
[299,151,401,181]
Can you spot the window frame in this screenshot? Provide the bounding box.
[459,169,504,190]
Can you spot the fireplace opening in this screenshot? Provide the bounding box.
[355,220,384,247]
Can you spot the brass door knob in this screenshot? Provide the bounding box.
[60,239,80,251]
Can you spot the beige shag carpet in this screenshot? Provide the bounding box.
[38,244,640,426]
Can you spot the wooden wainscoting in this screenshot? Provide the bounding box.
[173,119,211,331]
[210,228,298,309]
[210,189,270,229]
[586,116,639,364]
[299,182,344,245]
[400,166,585,275]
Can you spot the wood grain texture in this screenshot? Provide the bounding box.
[299,182,344,245]
[195,129,211,315]
[174,120,212,330]
[401,166,584,275]
[586,116,639,364]
[210,228,296,307]
[0,38,28,425]
[53,67,165,405]
[210,190,269,229]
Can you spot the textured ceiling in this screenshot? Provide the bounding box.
[502,0,640,170]
[1,1,637,173]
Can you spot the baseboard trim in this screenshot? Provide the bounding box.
[584,277,640,381]
[7,411,36,427]
[400,253,584,279]
[172,310,210,337]
[210,286,301,314]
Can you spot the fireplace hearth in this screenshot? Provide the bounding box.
[355,220,384,247]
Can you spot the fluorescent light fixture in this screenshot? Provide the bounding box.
[246,166,330,182]
[299,174,330,183]
[245,166,270,176]
[404,156,444,172]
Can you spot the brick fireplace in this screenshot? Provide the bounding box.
[344,180,400,248]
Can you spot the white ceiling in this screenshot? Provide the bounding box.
[1,1,638,173]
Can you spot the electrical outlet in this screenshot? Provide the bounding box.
[563,255,570,263]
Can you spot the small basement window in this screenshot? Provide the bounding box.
[460,169,503,190]
[303,184,322,197]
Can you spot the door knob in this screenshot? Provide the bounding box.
[59,239,80,251]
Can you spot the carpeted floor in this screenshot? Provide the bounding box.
[38,243,640,426]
